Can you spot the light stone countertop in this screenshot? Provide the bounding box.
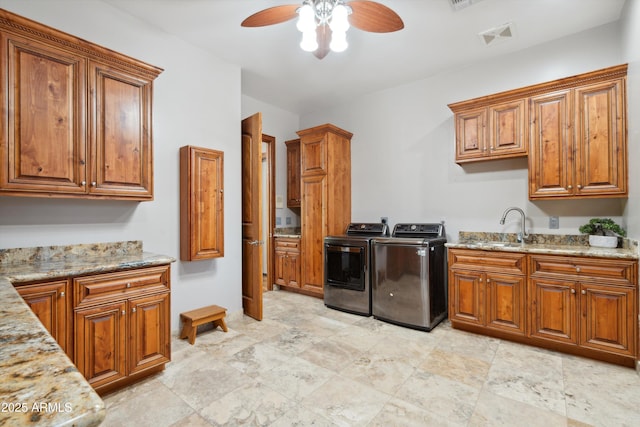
[0,241,175,427]
[445,232,639,260]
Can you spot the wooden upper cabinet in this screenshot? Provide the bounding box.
[89,61,154,198]
[529,90,573,198]
[454,108,486,161]
[180,145,224,261]
[450,98,527,163]
[573,78,626,197]
[285,139,301,208]
[529,70,627,200]
[0,9,162,200]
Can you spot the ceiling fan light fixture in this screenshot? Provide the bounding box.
[330,30,348,52]
[300,30,319,52]
[296,3,316,32]
[329,4,350,32]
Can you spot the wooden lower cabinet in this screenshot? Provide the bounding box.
[15,279,71,357]
[529,254,637,363]
[449,248,638,367]
[274,237,301,289]
[16,264,171,395]
[73,266,171,394]
[449,249,526,336]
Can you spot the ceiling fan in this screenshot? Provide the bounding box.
[241,0,404,59]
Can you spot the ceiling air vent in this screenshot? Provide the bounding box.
[478,22,514,46]
[449,0,483,11]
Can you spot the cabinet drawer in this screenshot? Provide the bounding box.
[448,249,526,275]
[275,238,300,252]
[530,255,637,286]
[74,265,170,307]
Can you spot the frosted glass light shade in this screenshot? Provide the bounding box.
[300,30,318,52]
[330,30,347,52]
[329,4,350,32]
[297,4,316,32]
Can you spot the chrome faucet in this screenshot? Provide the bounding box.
[500,207,529,243]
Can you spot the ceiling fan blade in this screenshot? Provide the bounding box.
[347,1,404,33]
[241,5,299,27]
[314,24,331,59]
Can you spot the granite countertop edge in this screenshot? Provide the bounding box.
[445,242,639,260]
[0,249,175,427]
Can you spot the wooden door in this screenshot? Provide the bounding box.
[128,292,171,374]
[449,270,484,325]
[454,108,487,162]
[529,278,577,344]
[489,99,527,158]
[17,280,71,356]
[485,273,525,335]
[574,79,627,197]
[287,251,301,287]
[274,246,288,286]
[241,113,263,320]
[529,90,573,198]
[1,33,87,194]
[75,300,127,388]
[579,283,635,356]
[89,61,153,199]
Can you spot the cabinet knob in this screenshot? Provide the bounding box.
[91,181,97,187]
[567,185,573,189]
[577,184,583,189]
[121,310,126,316]
[581,290,586,295]
[575,267,581,273]
[479,278,483,282]
[126,283,131,288]
[59,291,65,297]
[571,289,576,294]
[132,307,137,313]
[81,181,86,186]
[220,189,223,193]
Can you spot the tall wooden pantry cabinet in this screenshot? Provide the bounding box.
[297,124,352,297]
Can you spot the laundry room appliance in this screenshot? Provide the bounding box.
[371,223,447,331]
[324,222,389,316]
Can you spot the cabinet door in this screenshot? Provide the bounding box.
[89,61,153,199]
[580,283,635,356]
[300,133,326,176]
[274,248,288,286]
[301,174,327,294]
[1,33,87,194]
[485,273,526,335]
[449,270,484,325]
[75,300,127,388]
[180,145,224,260]
[16,279,71,356]
[287,251,301,288]
[454,108,487,162]
[574,79,626,197]
[129,292,171,375]
[489,99,527,158]
[285,139,301,207]
[529,90,573,199]
[529,278,577,344]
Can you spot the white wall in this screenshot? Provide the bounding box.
[300,22,630,242]
[242,95,300,228]
[0,0,243,331]
[621,0,640,238]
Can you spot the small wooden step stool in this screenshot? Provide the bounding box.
[179,304,228,345]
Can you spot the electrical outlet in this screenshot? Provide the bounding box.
[549,216,559,229]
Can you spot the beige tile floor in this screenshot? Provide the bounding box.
[101,290,640,426]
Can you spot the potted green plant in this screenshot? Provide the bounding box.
[578,218,626,248]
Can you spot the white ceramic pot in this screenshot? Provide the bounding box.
[588,235,619,248]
